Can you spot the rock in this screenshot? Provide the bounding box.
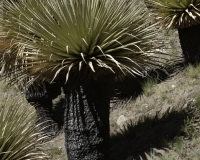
[117,115,128,126]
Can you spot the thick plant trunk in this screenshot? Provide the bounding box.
[26,82,62,138]
[63,78,114,160]
[178,24,200,65]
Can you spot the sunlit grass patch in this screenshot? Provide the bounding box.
[142,78,158,97]
[185,64,200,79]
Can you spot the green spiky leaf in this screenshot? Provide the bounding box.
[0,99,49,160]
[1,0,170,85]
[146,0,200,29]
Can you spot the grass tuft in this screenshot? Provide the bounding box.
[0,98,49,160]
[142,78,158,97]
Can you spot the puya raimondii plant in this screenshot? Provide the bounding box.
[0,0,172,159]
[145,0,200,65]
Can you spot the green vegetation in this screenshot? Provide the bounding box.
[0,0,172,159]
[142,78,158,97]
[0,30,200,160]
[0,98,49,160]
[109,63,200,160]
[146,0,200,64]
[185,64,200,79]
[1,0,200,160]
[195,93,200,107]
[145,0,200,29]
[0,0,167,84]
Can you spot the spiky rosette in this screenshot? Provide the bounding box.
[0,99,49,160]
[0,35,20,78]
[146,0,200,29]
[1,0,168,85]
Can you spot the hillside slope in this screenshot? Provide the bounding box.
[1,30,200,160]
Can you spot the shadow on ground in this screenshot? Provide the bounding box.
[110,109,193,160]
[49,62,186,160]
[114,62,184,100]
[51,61,185,130]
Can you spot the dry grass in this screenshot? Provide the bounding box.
[109,62,200,160]
[2,62,200,160]
[1,29,200,159]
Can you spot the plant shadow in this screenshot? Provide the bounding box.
[110,108,193,160]
[50,62,185,131]
[114,62,185,100]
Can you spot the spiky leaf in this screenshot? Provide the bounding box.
[0,99,49,160]
[146,0,200,29]
[1,0,169,85]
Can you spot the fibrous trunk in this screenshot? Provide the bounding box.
[26,82,62,138]
[178,24,200,65]
[63,78,114,160]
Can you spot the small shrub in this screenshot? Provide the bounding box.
[181,117,196,138]
[142,78,158,97]
[185,64,200,79]
[0,99,49,160]
[141,148,179,160]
